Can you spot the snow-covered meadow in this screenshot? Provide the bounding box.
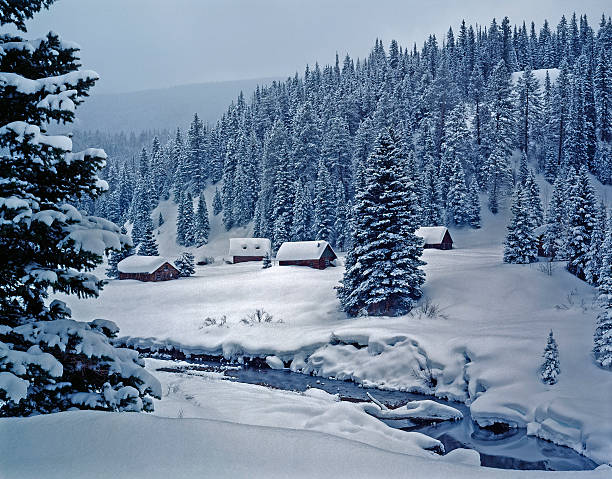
[46,199,612,469]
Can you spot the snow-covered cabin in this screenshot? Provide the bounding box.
[229,238,271,263]
[276,241,337,270]
[415,226,453,250]
[117,256,180,282]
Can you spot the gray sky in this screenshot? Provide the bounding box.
[17,0,611,93]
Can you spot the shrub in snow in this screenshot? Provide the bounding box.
[0,3,160,415]
[175,252,195,277]
[540,331,560,385]
[262,252,272,269]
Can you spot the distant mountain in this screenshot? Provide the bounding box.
[73,77,280,133]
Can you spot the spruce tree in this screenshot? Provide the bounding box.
[271,149,294,251]
[290,179,312,241]
[594,220,612,369]
[0,4,160,415]
[180,192,196,247]
[541,331,560,385]
[106,227,134,279]
[542,175,567,259]
[213,187,222,215]
[504,186,538,264]
[524,170,543,226]
[516,65,542,156]
[565,167,598,280]
[175,252,195,277]
[313,158,335,242]
[195,192,210,247]
[138,214,159,256]
[585,202,607,286]
[468,177,481,228]
[338,129,425,317]
[446,158,471,226]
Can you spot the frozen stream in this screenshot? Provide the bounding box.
[157,360,599,472]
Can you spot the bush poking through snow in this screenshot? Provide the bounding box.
[262,252,272,269]
[537,260,556,276]
[175,252,195,277]
[240,309,283,326]
[199,316,228,328]
[541,330,560,385]
[408,298,448,320]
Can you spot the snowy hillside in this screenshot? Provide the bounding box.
[57,193,612,466]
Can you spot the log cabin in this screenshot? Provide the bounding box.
[117,255,180,281]
[276,240,337,270]
[415,226,453,250]
[229,238,271,263]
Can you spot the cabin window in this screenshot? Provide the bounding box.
[155,273,161,280]
[255,245,260,250]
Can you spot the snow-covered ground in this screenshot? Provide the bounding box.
[50,191,612,468]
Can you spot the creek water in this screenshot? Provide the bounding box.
[158,360,599,472]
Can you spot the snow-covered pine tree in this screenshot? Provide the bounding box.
[420,163,443,227]
[338,129,425,317]
[195,191,210,247]
[524,170,543,226]
[468,177,481,228]
[585,201,607,285]
[446,158,471,226]
[106,226,134,279]
[594,219,612,369]
[271,148,294,251]
[504,185,538,264]
[485,60,515,213]
[0,5,160,415]
[313,158,335,243]
[138,214,159,256]
[175,190,185,245]
[541,331,560,385]
[212,187,222,215]
[594,48,612,143]
[175,252,195,277]
[542,175,567,259]
[180,192,196,247]
[187,113,206,191]
[516,64,542,156]
[290,179,312,241]
[517,151,530,186]
[565,167,598,280]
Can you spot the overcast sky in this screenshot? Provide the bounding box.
[18,0,611,94]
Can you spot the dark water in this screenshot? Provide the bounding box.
[158,360,599,472]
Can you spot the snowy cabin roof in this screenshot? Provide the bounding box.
[415,226,450,245]
[275,241,336,261]
[228,238,271,257]
[117,255,174,274]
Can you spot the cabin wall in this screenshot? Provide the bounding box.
[119,263,180,282]
[279,259,329,270]
[233,256,265,263]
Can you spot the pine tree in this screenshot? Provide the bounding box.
[175,190,185,246]
[313,159,335,242]
[541,331,560,385]
[213,187,222,215]
[180,192,196,247]
[542,175,567,259]
[290,179,312,241]
[338,129,425,317]
[486,142,513,214]
[516,65,542,156]
[195,192,210,247]
[585,202,607,285]
[158,212,164,227]
[175,252,195,277]
[446,158,471,226]
[271,149,294,251]
[524,170,543,226]
[138,214,159,256]
[517,151,530,186]
[420,163,443,227]
[594,221,612,368]
[504,186,538,264]
[468,177,481,228]
[106,227,134,279]
[565,167,598,280]
[0,4,160,415]
[594,49,612,143]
